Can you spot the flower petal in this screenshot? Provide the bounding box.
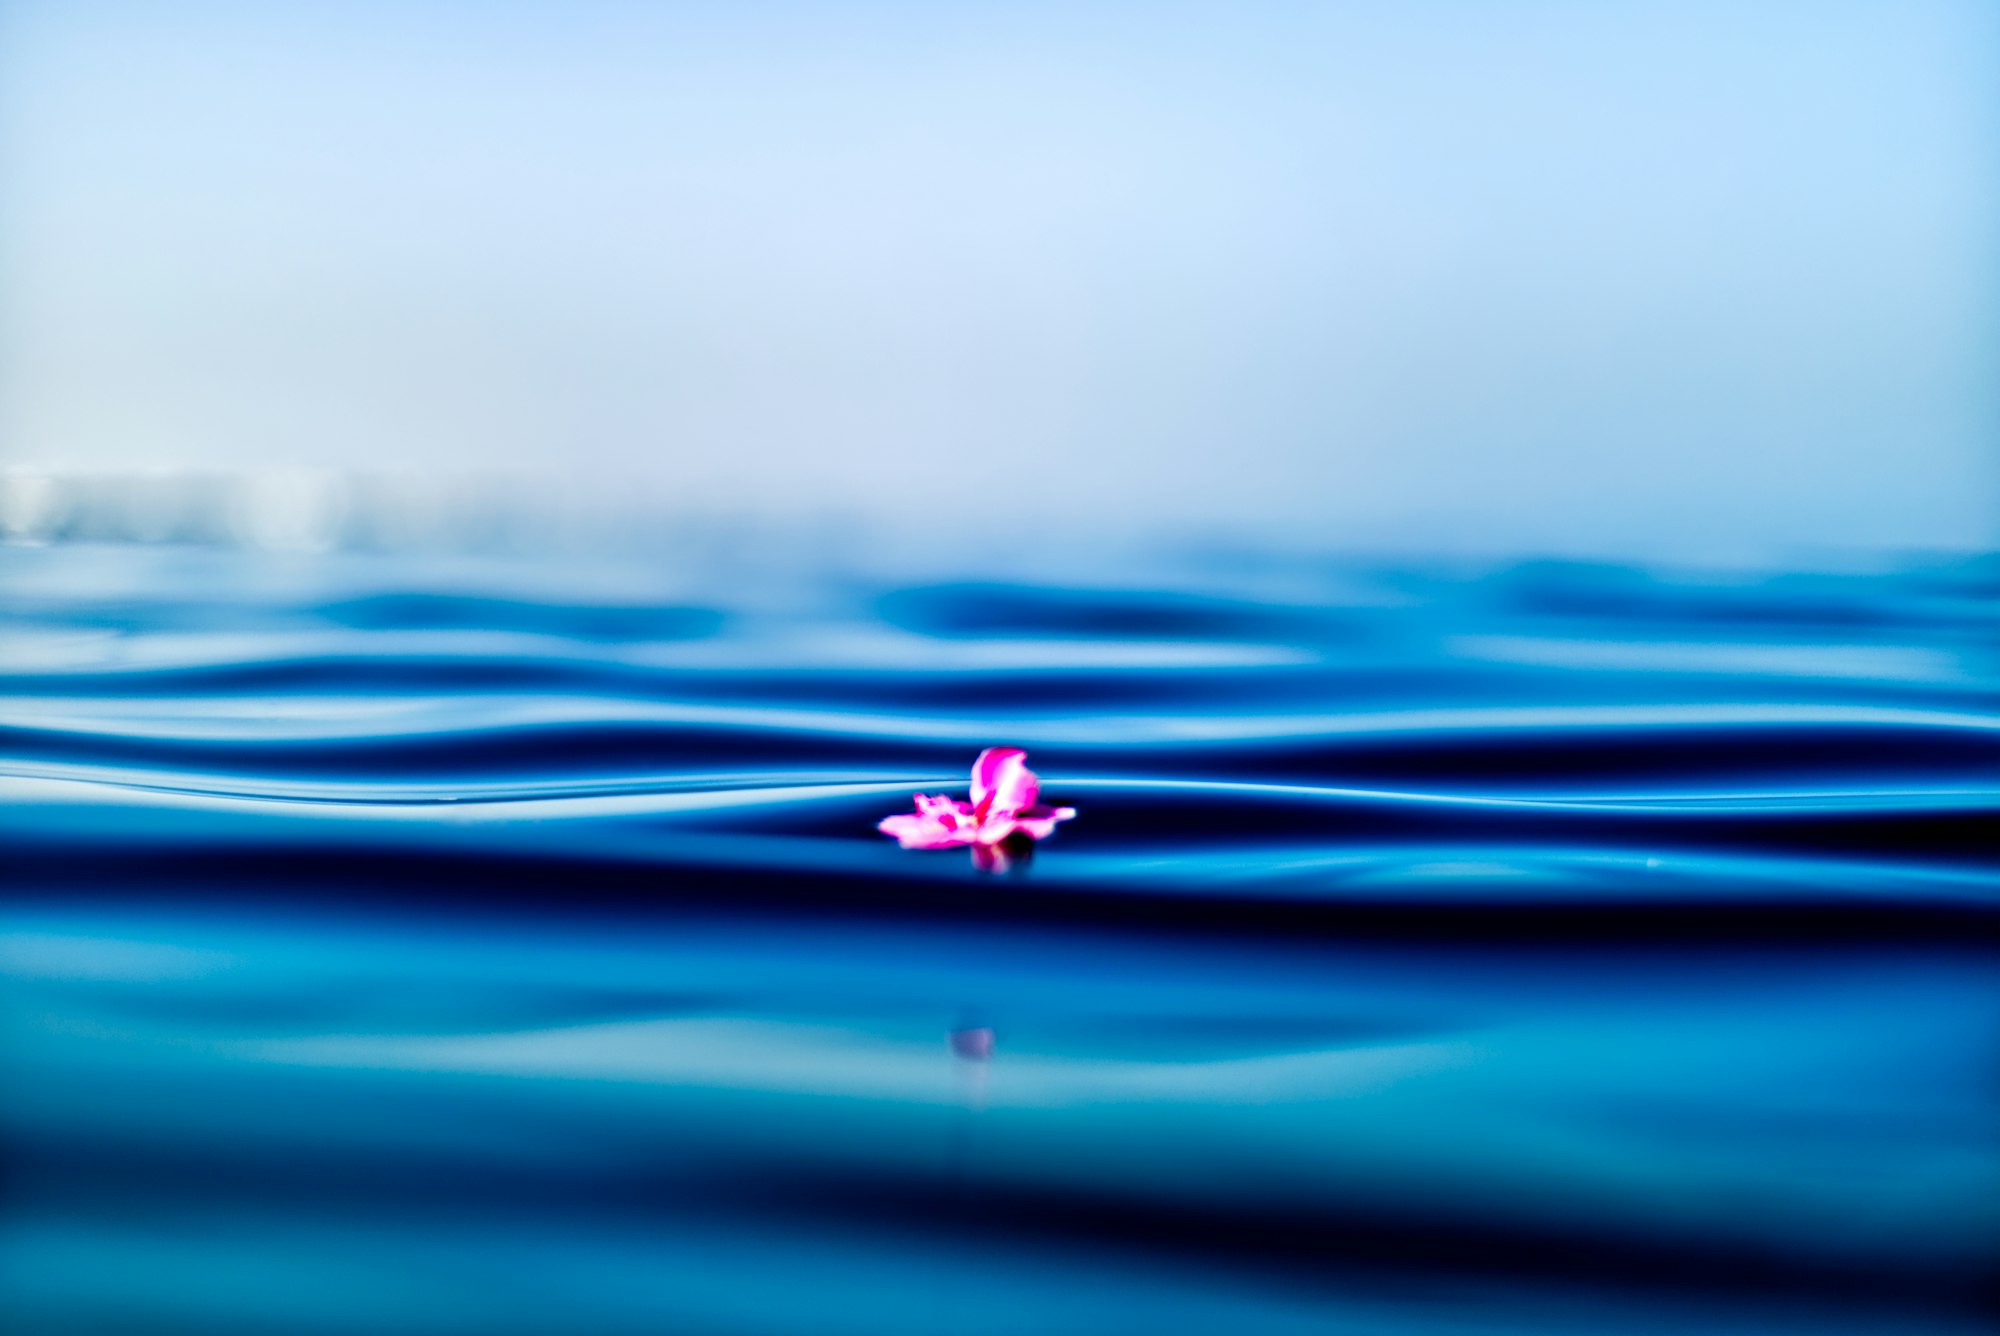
[971,811,1020,845]
[912,793,975,831]
[878,811,972,849]
[970,747,1038,815]
[1009,803,1076,841]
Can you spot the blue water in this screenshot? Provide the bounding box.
[3,543,1997,1334]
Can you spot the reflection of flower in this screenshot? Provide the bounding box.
[878,747,1075,854]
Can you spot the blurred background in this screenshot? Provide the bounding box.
[3,4,1998,1335]
[2,0,1994,560]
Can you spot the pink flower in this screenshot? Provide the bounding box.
[878,747,1076,853]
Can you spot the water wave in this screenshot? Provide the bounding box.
[3,545,1996,1334]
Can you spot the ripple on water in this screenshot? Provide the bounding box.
[2,547,1997,1335]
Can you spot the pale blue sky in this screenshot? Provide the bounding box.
[2,0,1994,558]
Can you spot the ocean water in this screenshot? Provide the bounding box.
[2,541,1996,1335]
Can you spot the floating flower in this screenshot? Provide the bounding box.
[878,747,1075,855]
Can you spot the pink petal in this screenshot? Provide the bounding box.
[1010,803,1076,841]
[882,755,1071,854]
[878,807,975,849]
[970,747,1038,815]
[971,811,1020,845]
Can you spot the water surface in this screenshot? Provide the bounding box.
[3,544,1996,1334]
